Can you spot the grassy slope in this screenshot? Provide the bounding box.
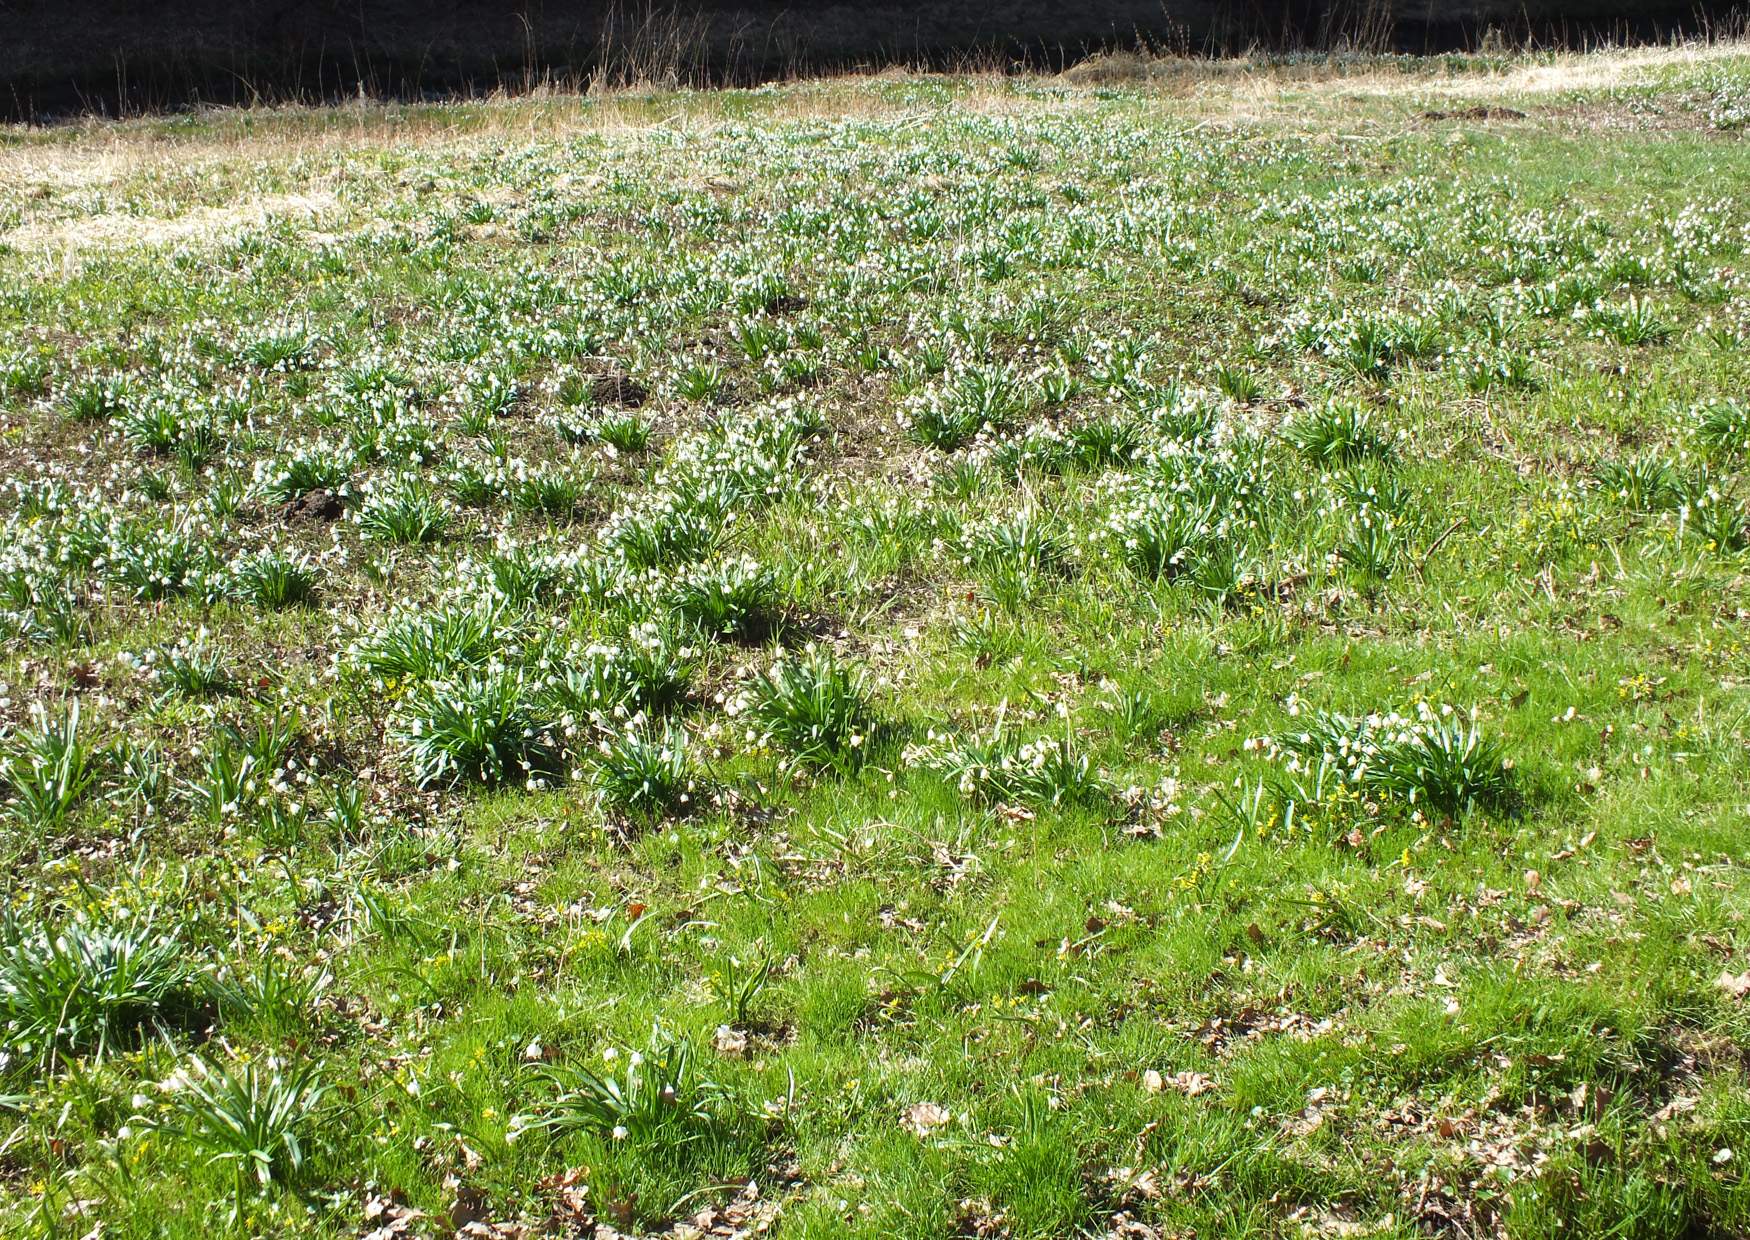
[0,44,1748,1240]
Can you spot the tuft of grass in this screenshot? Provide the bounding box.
[668,556,778,639]
[357,476,451,543]
[128,1054,328,1220]
[608,506,722,570]
[230,548,318,608]
[744,646,872,766]
[1336,515,1403,584]
[396,669,556,787]
[1284,401,1395,467]
[1280,705,1517,817]
[1,700,100,837]
[967,511,1073,579]
[593,722,698,820]
[0,909,202,1065]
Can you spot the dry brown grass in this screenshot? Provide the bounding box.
[1310,38,1746,99]
[1052,37,1748,130]
[0,37,1740,258]
[1,191,337,256]
[1063,36,1745,91]
[0,70,1073,217]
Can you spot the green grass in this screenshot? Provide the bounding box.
[0,44,1748,1239]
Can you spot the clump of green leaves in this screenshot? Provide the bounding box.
[906,363,1030,449]
[511,467,589,519]
[926,723,1105,807]
[211,957,332,1037]
[357,476,451,544]
[545,625,695,723]
[351,605,502,686]
[571,411,653,455]
[1596,455,1681,512]
[668,556,778,639]
[230,548,318,608]
[1696,399,1749,458]
[0,908,202,1065]
[240,325,318,370]
[1284,401,1395,467]
[396,669,556,787]
[1,700,100,836]
[1585,296,1671,347]
[257,445,352,503]
[708,952,774,1029]
[154,639,231,698]
[128,1054,328,1220]
[607,506,721,570]
[593,722,698,819]
[967,511,1072,578]
[511,1033,724,1144]
[742,646,873,766]
[59,376,128,423]
[1109,496,1216,580]
[1276,704,1516,817]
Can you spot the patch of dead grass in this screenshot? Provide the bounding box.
[1,190,338,255]
[1057,38,1750,127]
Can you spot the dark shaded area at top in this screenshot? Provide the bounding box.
[1,0,1742,121]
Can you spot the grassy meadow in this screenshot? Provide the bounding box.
[0,40,1748,1240]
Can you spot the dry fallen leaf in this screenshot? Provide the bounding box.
[902,1102,952,1137]
[538,1166,591,1229]
[361,1190,424,1240]
[1651,1094,1699,1123]
[1718,971,1750,999]
[1144,1070,1212,1097]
